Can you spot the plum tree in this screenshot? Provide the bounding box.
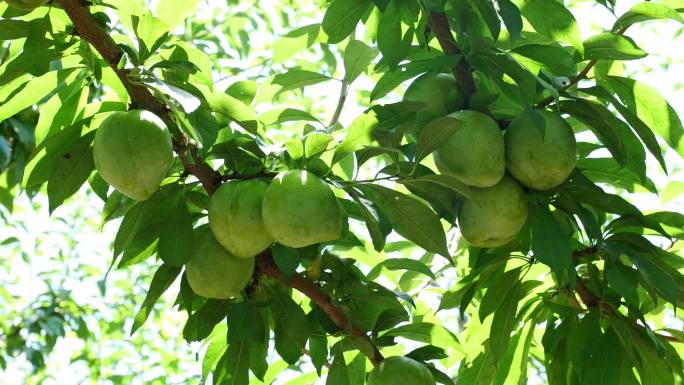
[367,356,435,385]
[458,174,528,248]
[505,111,577,190]
[93,110,173,201]
[184,227,255,299]
[262,170,343,248]
[433,110,505,187]
[208,180,274,258]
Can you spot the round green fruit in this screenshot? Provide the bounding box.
[4,0,48,11]
[185,227,255,299]
[262,170,343,248]
[368,357,435,385]
[505,111,577,190]
[209,180,274,258]
[434,110,505,187]
[458,175,528,248]
[403,72,465,117]
[93,110,173,201]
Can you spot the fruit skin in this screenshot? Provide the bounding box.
[209,180,274,258]
[262,170,343,248]
[185,227,255,299]
[458,175,529,248]
[4,0,48,11]
[434,110,505,188]
[367,357,435,385]
[505,111,577,190]
[93,110,173,201]
[403,72,465,117]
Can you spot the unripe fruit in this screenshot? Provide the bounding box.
[403,73,465,117]
[93,110,173,201]
[434,110,505,187]
[185,227,255,299]
[4,0,48,11]
[458,175,528,248]
[505,111,577,190]
[209,180,274,258]
[367,357,435,385]
[262,170,343,248]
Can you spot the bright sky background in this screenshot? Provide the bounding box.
[1,0,683,384]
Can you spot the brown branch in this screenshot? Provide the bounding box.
[55,0,219,194]
[57,0,385,365]
[427,12,477,101]
[571,247,680,343]
[256,253,385,366]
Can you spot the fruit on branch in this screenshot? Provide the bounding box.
[3,0,48,11]
[185,227,255,299]
[505,110,577,190]
[458,174,528,248]
[262,170,343,248]
[434,110,505,187]
[367,356,435,385]
[403,72,465,117]
[93,110,173,201]
[209,180,274,258]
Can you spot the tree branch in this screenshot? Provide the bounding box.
[427,12,477,101]
[571,247,681,343]
[256,253,384,366]
[57,0,385,365]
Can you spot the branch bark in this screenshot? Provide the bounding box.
[256,253,384,365]
[56,0,385,365]
[427,12,477,101]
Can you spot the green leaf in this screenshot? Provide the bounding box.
[0,20,36,40]
[521,0,583,54]
[183,299,232,342]
[155,0,202,31]
[332,111,378,163]
[370,56,460,101]
[273,24,321,63]
[398,174,474,201]
[530,205,573,285]
[226,80,258,105]
[577,157,656,193]
[343,40,378,82]
[415,117,459,163]
[214,342,250,385]
[322,0,373,44]
[377,0,411,69]
[207,92,259,133]
[623,247,679,305]
[602,76,684,158]
[0,69,79,122]
[304,132,334,158]
[347,188,389,251]
[583,32,647,60]
[260,108,322,126]
[367,258,435,280]
[478,268,521,322]
[202,324,228,384]
[510,44,575,75]
[488,283,520,361]
[455,351,496,385]
[272,243,300,277]
[131,263,182,334]
[473,0,501,40]
[582,328,622,385]
[272,69,332,95]
[613,2,684,31]
[359,184,450,258]
[309,333,329,375]
[157,191,194,266]
[326,347,350,385]
[497,0,523,41]
[46,132,95,213]
[267,282,309,364]
[382,322,460,349]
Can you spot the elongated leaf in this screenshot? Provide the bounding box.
[415,117,459,162]
[273,24,321,63]
[399,174,473,201]
[322,0,373,44]
[214,342,250,385]
[267,282,309,364]
[0,20,37,40]
[131,264,182,334]
[332,111,378,163]
[488,284,520,361]
[602,76,684,157]
[272,69,332,95]
[46,132,95,213]
[473,0,501,40]
[583,32,647,60]
[377,0,410,69]
[207,92,259,133]
[521,0,583,54]
[347,188,389,251]
[456,351,496,385]
[157,192,194,266]
[359,184,450,258]
[0,69,79,122]
[326,347,350,385]
[343,40,378,83]
[613,2,684,31]
[183,299,232,342]
[497,0,523,41]
[530,205,573,285]
[367,258,435,280]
